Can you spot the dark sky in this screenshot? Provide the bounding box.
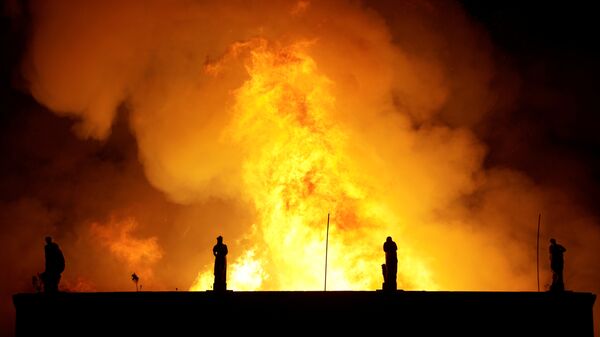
[458,1,600,215]
[358,0,600,214]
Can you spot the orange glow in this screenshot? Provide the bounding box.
[191,40,437,291]
[8,1,600,335]
[90,217,163,279]
[18,0,600,307]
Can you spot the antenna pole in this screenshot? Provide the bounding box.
[537,213,541,292]
[325,213,330,291]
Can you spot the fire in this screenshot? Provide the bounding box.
[192,248,267,291]
[191,40,437,291]
[90,217,163,280]
[9,1,600,335]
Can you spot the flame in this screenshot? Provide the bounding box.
[8,1,600,335]
[191,40,437,291]
[61,277,97,292]
[90,217,163,279]
[191,248,267,291]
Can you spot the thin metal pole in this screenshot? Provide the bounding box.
[325,213,330,291]
[537,213,541,292]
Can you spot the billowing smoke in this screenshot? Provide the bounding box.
[2,0,599,335]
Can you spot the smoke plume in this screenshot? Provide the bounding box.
[1,0,599,335]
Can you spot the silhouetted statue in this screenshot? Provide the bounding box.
[549,238,566,292]
[40,236,65,293]
[382,236,398,291]
[132,273,140,292]
[213,236,228,291]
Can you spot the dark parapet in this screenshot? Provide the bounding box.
[13,290,595,336]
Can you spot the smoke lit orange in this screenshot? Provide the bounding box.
[7,2,599,335]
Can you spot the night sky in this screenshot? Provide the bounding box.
[460,1,600,207]
[405,0,600,207]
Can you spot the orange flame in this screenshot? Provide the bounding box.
[90,217,163,280]
[191,40,437,291]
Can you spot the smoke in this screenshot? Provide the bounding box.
[2,0,599,335]
[90,217,164,279]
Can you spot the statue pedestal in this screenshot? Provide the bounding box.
[213,282,227,292]
[382,281,397,291]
